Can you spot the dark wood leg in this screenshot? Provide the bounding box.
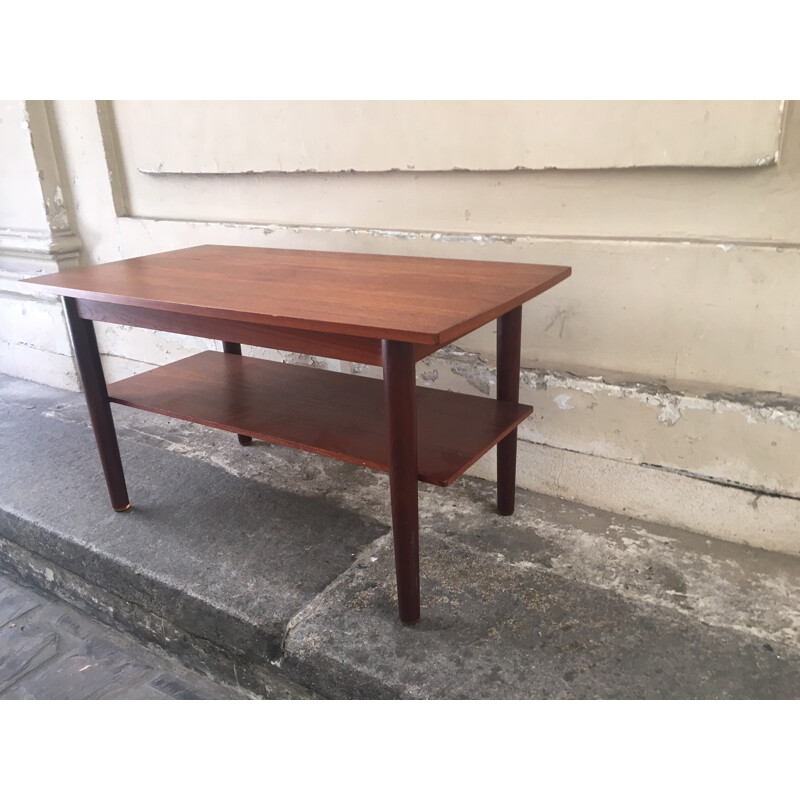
[222,341,252,446]
[497,305,522,516]
[382,340,420,625]
[63,297,130,512]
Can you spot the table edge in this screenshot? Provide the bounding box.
[23,265,572,346]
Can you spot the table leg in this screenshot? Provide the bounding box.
[382,340,420,625]
[497,305,522,516]
[63,297,130,512]
[222,341,253,446]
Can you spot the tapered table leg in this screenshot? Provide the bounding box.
[63,297,130,512]
[497,305,522,516]
[382,340,420,625]
[222,341,253,446]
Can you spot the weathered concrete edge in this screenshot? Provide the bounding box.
[0,531,316,699]
[0,502,297,667]
[278,537,403,699]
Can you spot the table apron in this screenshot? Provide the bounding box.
[74,299,442,366]
[74,299,391,365]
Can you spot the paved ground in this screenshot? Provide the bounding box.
[2,372,800,699]
[0,572,246,699]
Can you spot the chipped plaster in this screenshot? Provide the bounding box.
[417,345,800,502]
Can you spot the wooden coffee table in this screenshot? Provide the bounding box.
[25,245,571,624]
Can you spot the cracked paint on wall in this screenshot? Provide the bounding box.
[415,345,800,502]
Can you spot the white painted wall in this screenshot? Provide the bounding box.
[0,100,79,388]
[114,100,784,173]
[2,100,798,553]
[0,101,51,231]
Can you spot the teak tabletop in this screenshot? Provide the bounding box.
[23,245,572,625]
[25,244,571,345]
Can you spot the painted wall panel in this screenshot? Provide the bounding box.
[112,100,784,175]
[0,100,49,232]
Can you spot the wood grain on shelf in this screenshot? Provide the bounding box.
[106,351,533,487]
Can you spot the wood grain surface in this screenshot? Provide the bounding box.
[25,245,571,345]
[106,351,533,487]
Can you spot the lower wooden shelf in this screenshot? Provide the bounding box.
[106,351,532,487]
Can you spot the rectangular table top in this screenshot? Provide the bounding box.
[24,245,572,345]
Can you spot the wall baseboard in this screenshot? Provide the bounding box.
[468,440,800,556]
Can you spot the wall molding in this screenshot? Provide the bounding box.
[118,214,800,253]
[0,229,82,283]
[113,101,786,173]
[0,228,81,260]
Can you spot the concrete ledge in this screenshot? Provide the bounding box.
[468,440,800,556]
[3,374,800,699]
[0,536,311,699]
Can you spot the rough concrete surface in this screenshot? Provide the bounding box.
[1,373,800,699]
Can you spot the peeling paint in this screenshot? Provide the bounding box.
[280,352,330,370]
[420,368,439,384]
[518,366,800,432]
[657,400,682,426]
[129,216,800,253]
[43,185,69,230]
[416,344,800,501]
[553,394,575,411]
[433,345,496,395]
[431,232,517,246]
[430,343,800,435]
[284,224,424,241]
[449,361,495,395]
